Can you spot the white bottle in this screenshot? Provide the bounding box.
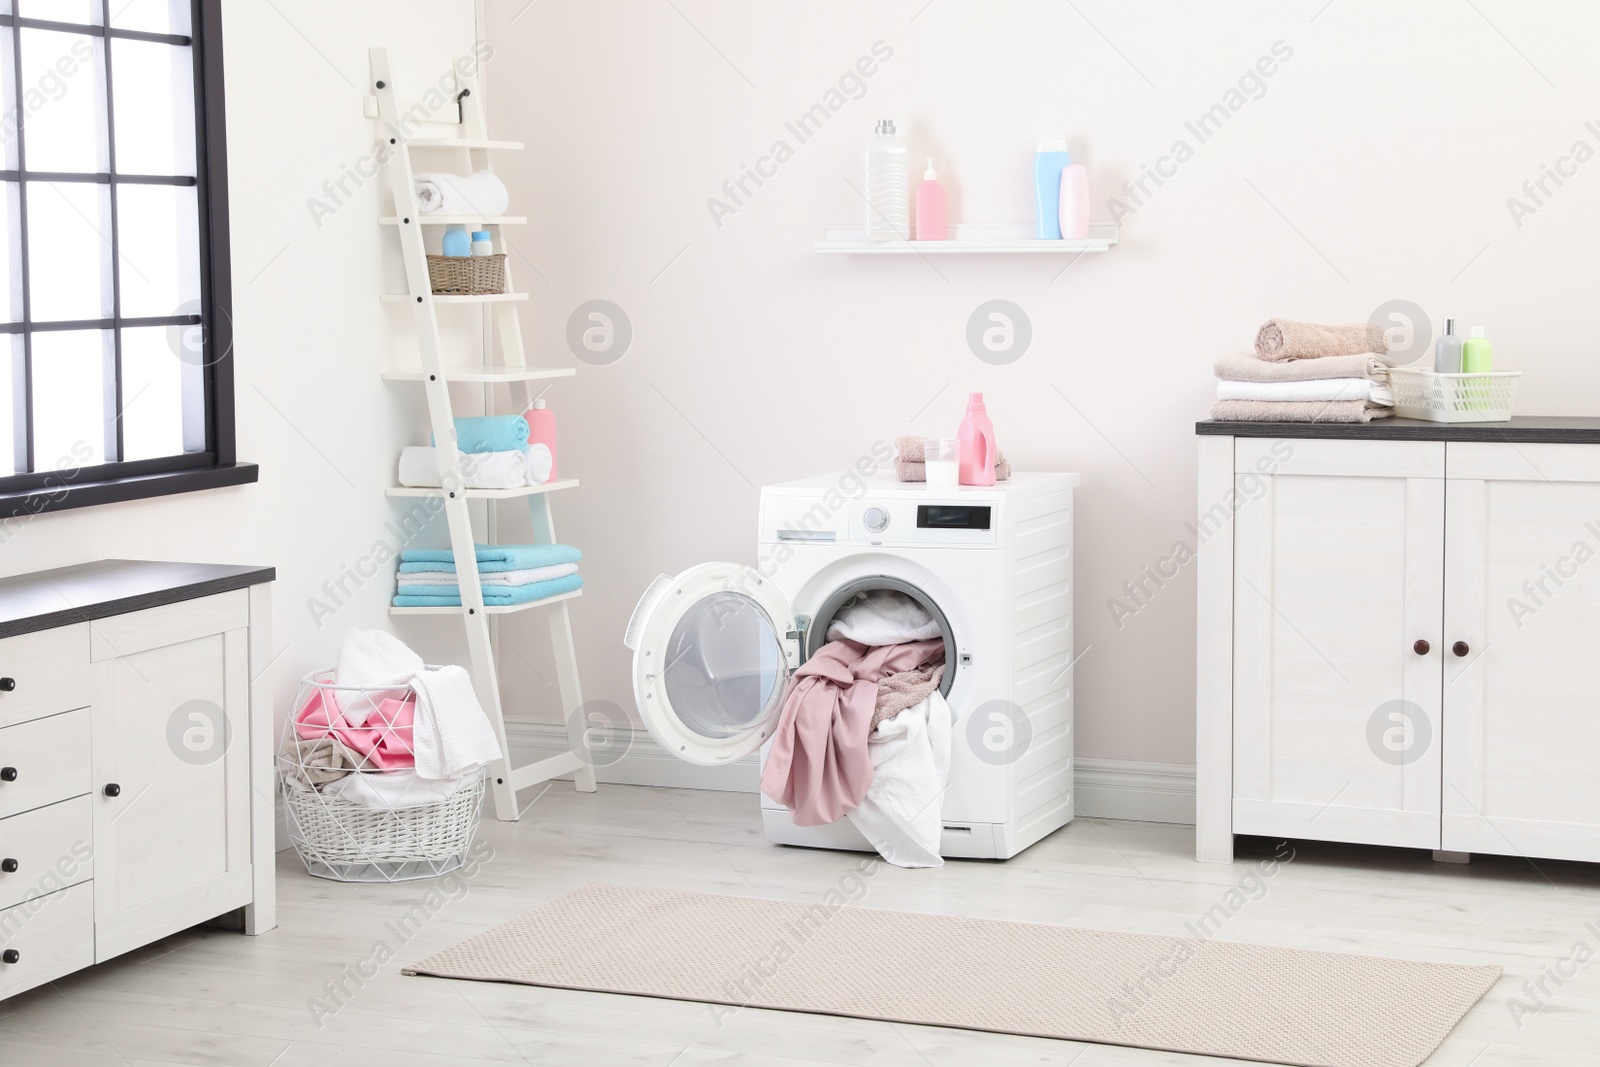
[865,119,909,241]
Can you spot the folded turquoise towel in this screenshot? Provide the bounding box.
[392,573,582,607]
[399,543,581,573]
[432,415,529,454]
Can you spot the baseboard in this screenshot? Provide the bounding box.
[505,723,1195,824]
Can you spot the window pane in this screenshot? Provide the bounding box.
[17,0,102,24]
[115,183,198,318]
[26,181,113,321]
[0,334,17,475]
[119,324,186,460]
[1,183,19,321]
[111,39,194,176]
[109,0,190,36]
[19,29,105,173]
[31,328,106,468]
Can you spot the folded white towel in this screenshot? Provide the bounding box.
[845,691,952,868]
[398,562,580,587]
[403,664,503,780]
[1217,378,1394,406]
[398,447,530,489]
[321,770,473,808]
[414,170,510,217]
[827,590,941,645]
[334,630,424,724]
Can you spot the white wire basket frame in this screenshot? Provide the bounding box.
[278,668,486,883]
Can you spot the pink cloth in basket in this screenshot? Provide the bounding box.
[295,689,417,770]
[759,638,944,826]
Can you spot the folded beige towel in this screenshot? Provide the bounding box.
[1216,350,1397,383]
[894,436,1012,481]
[872,661,946,731]
[1255,320,1389,362]
[1210,399,1394,424]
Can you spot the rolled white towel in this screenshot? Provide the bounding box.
[398,447,530,489]
[1216,378,1394,406]
[526,442,553,484]
[413,170,510,217]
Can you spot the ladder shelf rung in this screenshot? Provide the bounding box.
[405,137,524,150]
[382,366,575,384]
[381,292,528,305]
[379,216,525,226]
[389,588,583,616]
[386,478,580,500]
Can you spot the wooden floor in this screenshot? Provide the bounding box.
[2,783,1596,1065]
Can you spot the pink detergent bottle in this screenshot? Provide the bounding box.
[522,398,558,481]
[956,392,996,486]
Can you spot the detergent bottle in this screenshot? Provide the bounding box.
[956,392,997,486]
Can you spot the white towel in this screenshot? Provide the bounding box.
[413,170,510,217]
[398,562,580,587]
[527,442,553,484]
[403,664,503,780]
[1216,378,1394,406]
[845,691,952,868]
[398,447,531,489]
[321,770,473,808]
[826,590,941,645]
[334,630,424,724]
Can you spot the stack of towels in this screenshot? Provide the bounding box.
[398,415,553,490]
[393,543,583,608]
[1213,319,1404,424]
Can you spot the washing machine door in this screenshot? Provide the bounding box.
[624,562,799,766]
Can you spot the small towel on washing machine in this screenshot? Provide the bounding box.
[846,690,953,868]
[826,590,941,645]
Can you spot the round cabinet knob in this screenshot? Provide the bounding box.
[0,859,14,873]
[1,949,17,964]
[0,767,15,782]
[0,677,14,691]
[103,783,121,798]
[1413,639,1430,656]
[863,506,890,534]
[1452,641,1470,658]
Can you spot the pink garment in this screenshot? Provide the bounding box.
[295,690,417,770]
[759,638,944,826]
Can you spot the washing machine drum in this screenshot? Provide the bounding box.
[625,563,799,766]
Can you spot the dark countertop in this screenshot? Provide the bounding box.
[0,560,275,639]
[1195,416,1600,443]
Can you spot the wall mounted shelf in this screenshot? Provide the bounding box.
[379,216,526,226]
[385,478,580,500]
[815,223,1119,255]
[382,366,575,384]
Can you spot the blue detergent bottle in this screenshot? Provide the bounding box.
[1034,138,1072,240]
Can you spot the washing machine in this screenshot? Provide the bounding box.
[623,469,1078,860]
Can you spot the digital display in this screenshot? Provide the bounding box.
[917,505,992,530]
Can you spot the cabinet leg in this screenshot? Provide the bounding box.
[1432,849,1472,864]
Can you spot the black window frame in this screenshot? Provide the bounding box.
[0,0,254,520]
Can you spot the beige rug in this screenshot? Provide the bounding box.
[404,883,1499,1067]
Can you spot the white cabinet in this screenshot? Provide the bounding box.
[1198,431,1600,864]
[0,562,274,998]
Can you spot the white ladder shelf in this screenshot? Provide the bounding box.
[370,48,596,821]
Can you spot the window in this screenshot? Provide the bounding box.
[0,0,251,516]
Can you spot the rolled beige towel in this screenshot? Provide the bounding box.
[1255,319,1388,362]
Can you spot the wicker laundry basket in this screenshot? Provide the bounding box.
[279,669,485,883]
[426,253,506,295]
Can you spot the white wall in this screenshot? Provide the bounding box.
[0,1,482,730]
[485,0,1600,769]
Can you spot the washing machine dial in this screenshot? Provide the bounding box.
[862,506,890,534]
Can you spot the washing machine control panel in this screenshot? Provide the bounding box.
[849,498,998,545]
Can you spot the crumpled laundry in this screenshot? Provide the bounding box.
[284,736,364,786]
[759,638,943,826]
[322,770,474,808]
[404,663,503,780]
[846,691,953,868]
[333,629,423,722]
[873,661,946,731]
[295,691,417,771]
[826,589,942,645]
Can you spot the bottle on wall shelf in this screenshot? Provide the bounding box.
[957,392,997,487]
[914,159,947,241]
[441,224,471,257]
[1034,138,1071,240]
[1434,318,1463,374]
[1058,162,1089,241]
[1462,326,1492,373]
[866,119,909,241]
[470,230,493,256]
[522,398,558,483]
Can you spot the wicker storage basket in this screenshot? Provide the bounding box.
[279,668,485,883]
[426,253,506,295]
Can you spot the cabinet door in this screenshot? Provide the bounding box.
[1443,443,1600,861]
[1232,439,1444,848]
[91,592,253,961]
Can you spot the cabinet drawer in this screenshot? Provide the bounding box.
[0,797,93,911]
[0,625,90,729]
[0,880,94,1000]
[0,710,91,820]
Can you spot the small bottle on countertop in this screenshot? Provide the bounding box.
[470,230,493,256]
[957,392,997,487]
[1461,325,1492,373]
[1034,138,1071,240]
[441,225,471,257]
[1434,318,1463,374]
[914,159,947,241]
[1059,162,1090,241]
